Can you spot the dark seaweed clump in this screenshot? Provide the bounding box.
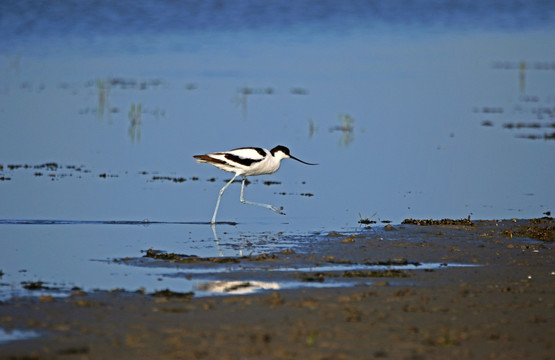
[530,215,552,224]
[152,176,186,183]
[342,270,410,278]
[402,217,475,226]
[504,223,554,242]
[150,289,194,299]
[358,218,376,225]
[142,249,277,264]
[22,281,47,290]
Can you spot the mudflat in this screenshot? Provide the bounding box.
[0,218,553,359]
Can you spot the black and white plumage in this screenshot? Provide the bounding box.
[194,145,317,224]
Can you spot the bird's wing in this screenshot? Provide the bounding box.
[220,147,267,167]
[227,147,267,160]
[194,147,267,169]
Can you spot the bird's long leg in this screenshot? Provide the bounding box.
[211,174,238,224]
[240,176,285,215]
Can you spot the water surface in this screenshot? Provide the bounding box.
[0,0,553,298]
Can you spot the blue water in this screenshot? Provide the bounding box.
[0,328,39,344]
[2,1,555,57]
[0,1,554,298]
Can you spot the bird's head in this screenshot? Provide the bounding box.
[271,145,318,165]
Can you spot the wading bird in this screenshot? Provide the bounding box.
[193,145,317,224]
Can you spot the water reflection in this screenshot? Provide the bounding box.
[477,61,555,141]
[233,86,274,121]
[210,224,224,256]
[195,280,280,294]
[185,83,198,91]
[307,118,318,138]
[128,103,142,143]
[83,77,167,142]
[96,78,111,121]
[519,61,526,93]
[0,328,40,344]
[329,113,355,146]
[4,53,21,74]
[290,87,309,95]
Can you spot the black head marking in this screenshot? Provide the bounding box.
[270,145,290,156]
[271,145,317,165]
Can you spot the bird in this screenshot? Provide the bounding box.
[193,145,317,224]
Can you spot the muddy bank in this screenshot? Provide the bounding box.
[0,219,553,359]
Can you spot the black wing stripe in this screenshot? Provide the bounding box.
[225,153,263,166]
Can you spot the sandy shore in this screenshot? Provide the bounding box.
[0,218,553,359]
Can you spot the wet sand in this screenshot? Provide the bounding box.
[0,218,553,359]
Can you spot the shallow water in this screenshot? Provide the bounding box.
[190,261,479,296]
[0,328,40,344]
[0,1,554,298]
[0,222,476,298]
